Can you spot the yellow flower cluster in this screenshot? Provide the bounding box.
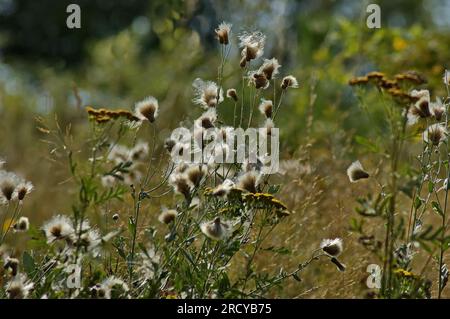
[393,268,418,279]
[204,187,290,217]
[348,71,426,105]
[85,106,140,123]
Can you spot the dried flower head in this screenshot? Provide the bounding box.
[407,90,431,125]
[238,31,266,67]
[158,209,178,224]
[135,96,159,123]
[281,75,299,89]
[226,88,238,102]
[185,165,207,188]
[5,274,34,299]
[348,76,369,86]
[195,109,217,129]
[215,22,232,45]
[258,99,273,118]
[321,238,343,257]
[430,98,445,121]
[347,160,369,183]
[193,78,223,109]
[4,257,20,276]
[200,217,231,240]
[394,71,426,85]
[0,171,21,201]
[42,215,74,243]
[237,170,261,193]
[85,106,140,123]
[169,174,192,199]
[366,71,385,80]
[259,58,281,81]
[13,217,29,233]
[248,71,269,89]
[380,78,399,89]
[423,124,447,146]
[15,181,34,201]
[212,179,235,197]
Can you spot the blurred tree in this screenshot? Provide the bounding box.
[0,0,152,64]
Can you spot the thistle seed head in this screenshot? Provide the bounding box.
[281,75,299,89]
[320,238,343,257]
[135,96,159,123]
[215,22,232,45]
[258,99,273,118]
[346,160,369,183]
[200,217,231,240]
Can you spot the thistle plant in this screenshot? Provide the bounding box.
[349,70,450,298]
[0,22,344,299]
[0,161,33,245]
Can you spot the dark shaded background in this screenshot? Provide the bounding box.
[0,0,447,65]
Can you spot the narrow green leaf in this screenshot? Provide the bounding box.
[22,251,36,276]
[414,197,423,210]
[432,201,444,217]
[428,181,434,193]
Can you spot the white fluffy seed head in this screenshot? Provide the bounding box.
[258,58,281,81]
[281,75,299,89]
[158,209,178,224]
[135,96,159,123]
[320,238,343,257]
[215,22,232,45]
[200,217,231,240]
[212,179,235,197]
[258,99,273,118]
[169,173,192,199]
[238,31,266,67]
[0,171,21,202]
[346,160,369,183]
[192,78,223,109]
[430,98,445,121]
[423,123,447,146]
[248,71,269,89]
[13,217,29,232]
[5,274,34,299]
[42,215,75,243]
[237,170,261,193]
[226,88,238,102]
